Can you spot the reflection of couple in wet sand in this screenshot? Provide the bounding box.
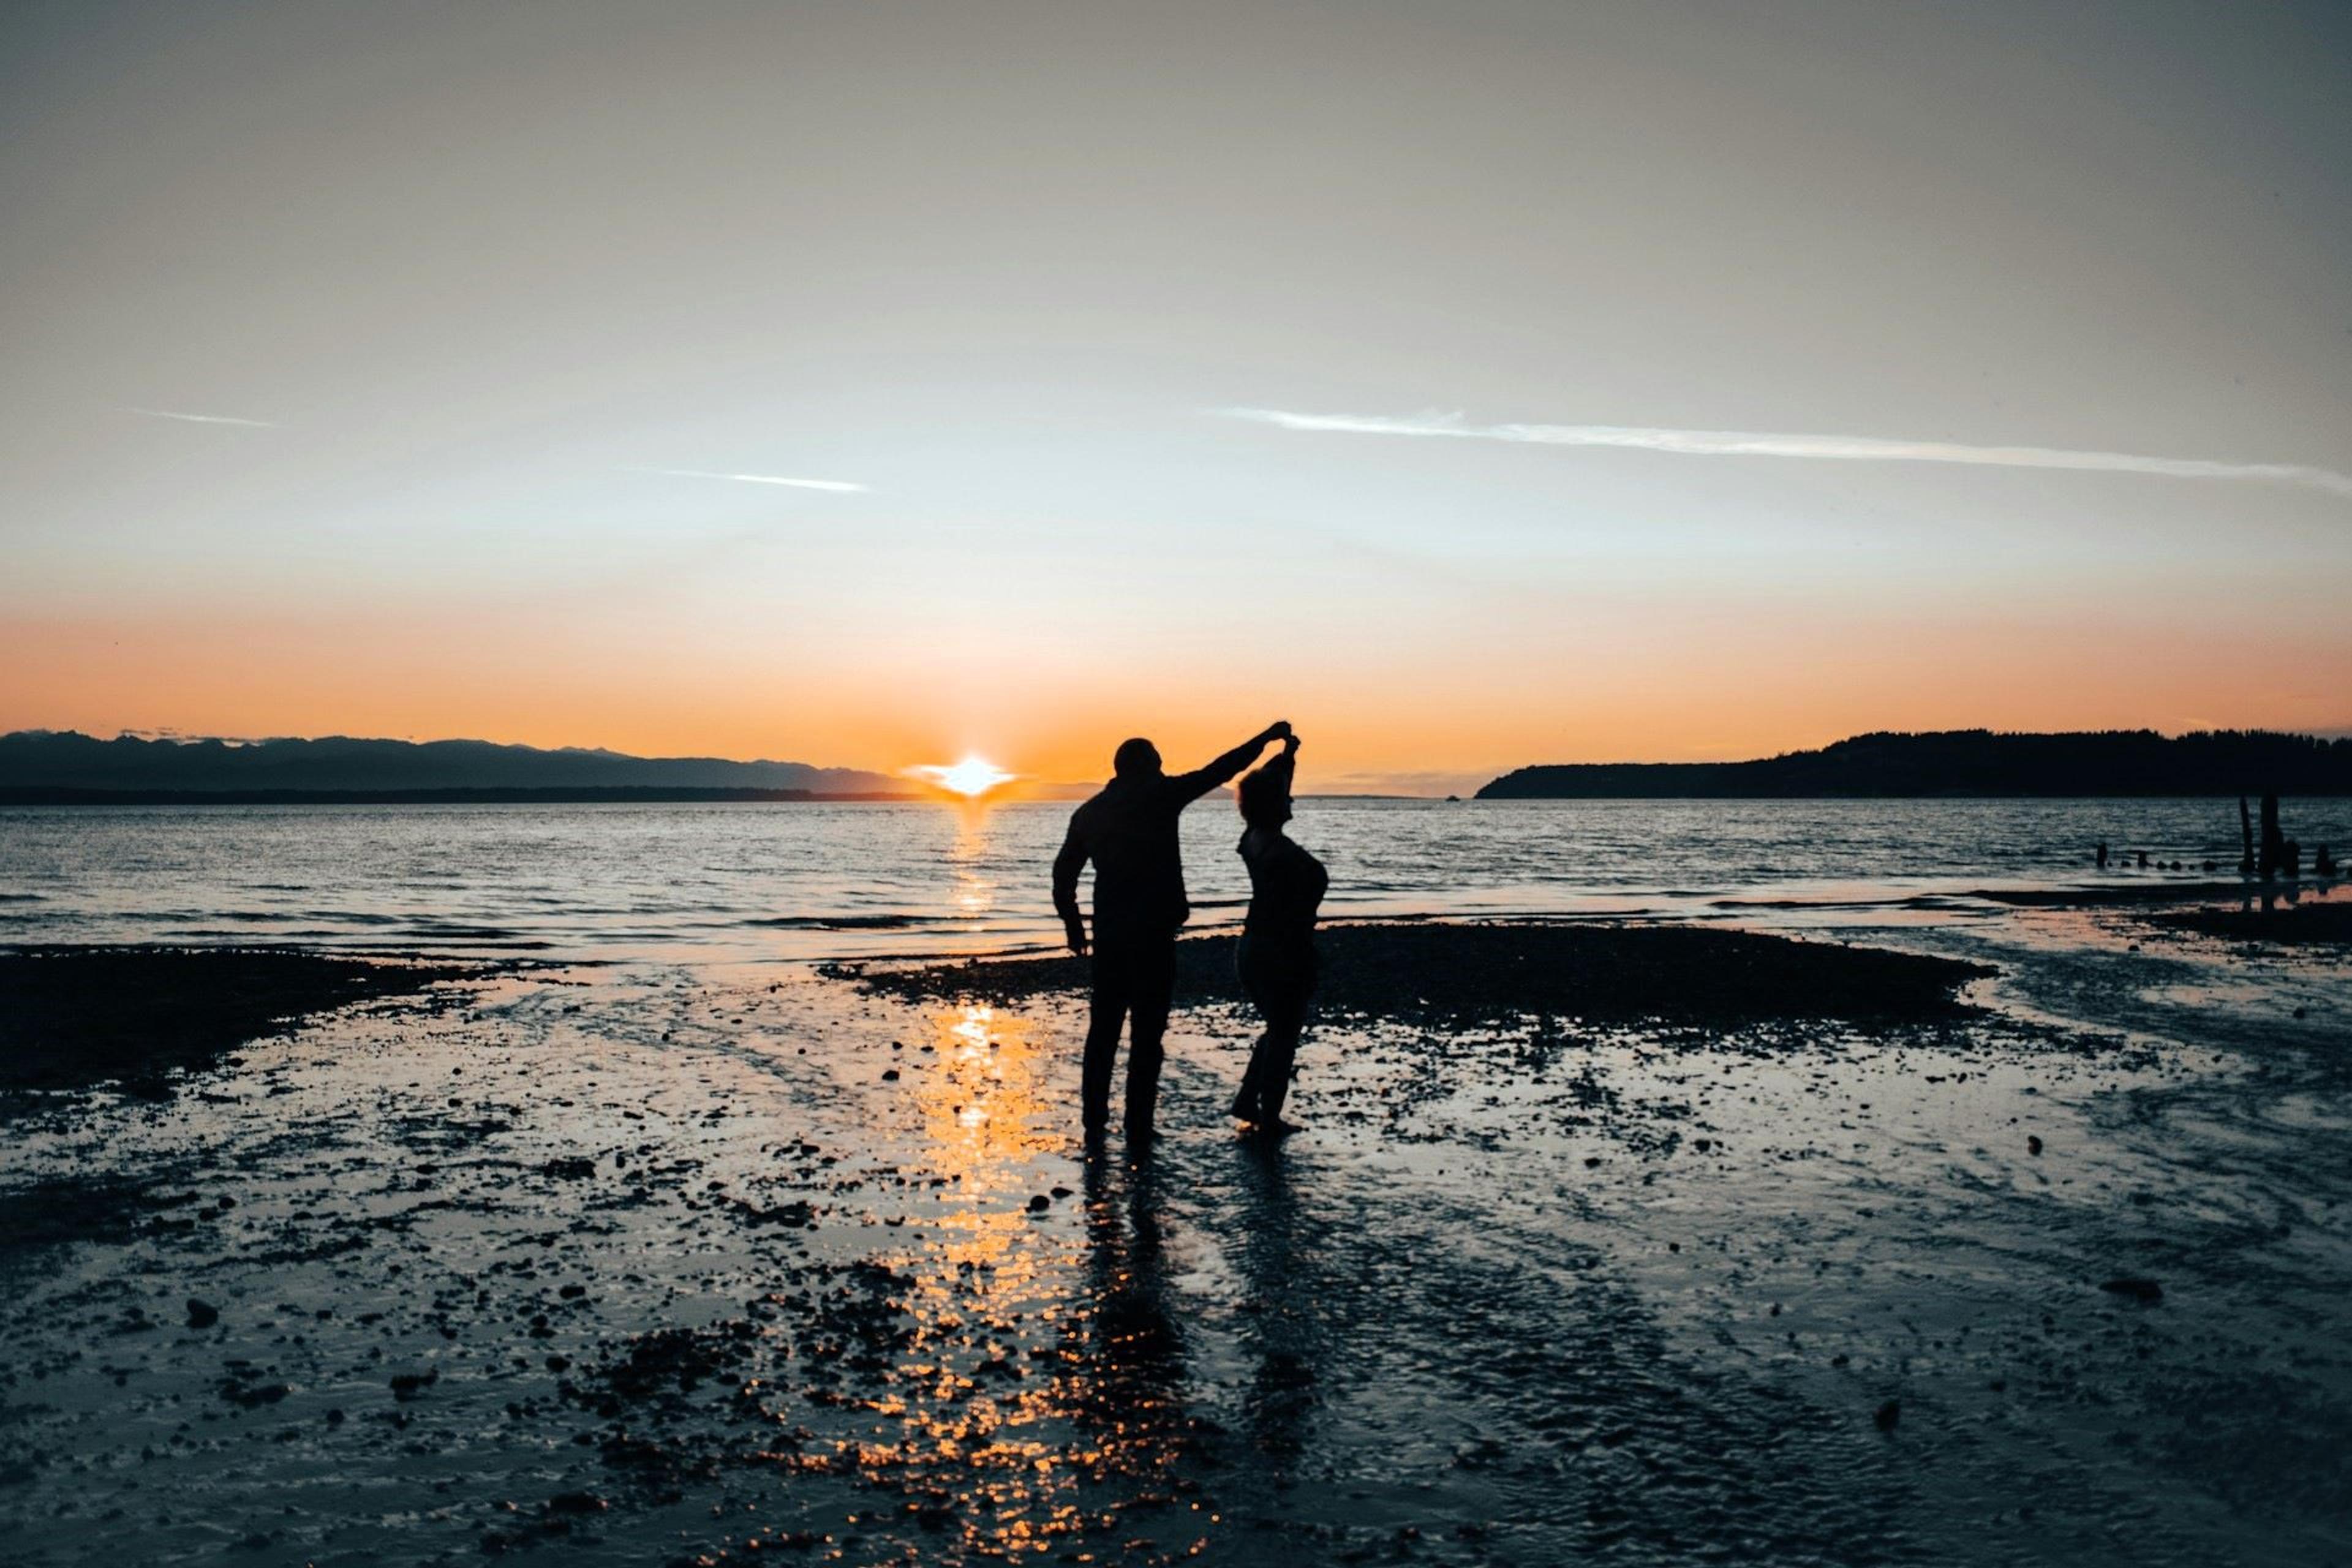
[1052,721,1328,1142]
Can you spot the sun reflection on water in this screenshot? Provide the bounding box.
[947,806,999,923]
[828,1003,1208,1561]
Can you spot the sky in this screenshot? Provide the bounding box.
[2,0,2348,795]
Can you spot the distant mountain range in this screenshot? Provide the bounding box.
[1478,729,2352,799]
[0,731,912,803]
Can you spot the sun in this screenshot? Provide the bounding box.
[910,755,1016,799]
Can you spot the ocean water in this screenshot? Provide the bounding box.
[2,796,2343,962]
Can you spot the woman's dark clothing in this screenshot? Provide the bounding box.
[1233,823,1327,1125]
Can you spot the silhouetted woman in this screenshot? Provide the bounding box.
[1232,733,1326,1134]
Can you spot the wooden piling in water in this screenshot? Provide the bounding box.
[2261,794,2281,878]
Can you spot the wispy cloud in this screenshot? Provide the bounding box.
[626,466,868,494]
[1218,407,2352,500]
[126,405,279,428]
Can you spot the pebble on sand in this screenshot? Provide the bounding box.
[2099,1277,2164,1304]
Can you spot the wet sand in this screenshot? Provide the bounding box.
[1,918,2347,1566]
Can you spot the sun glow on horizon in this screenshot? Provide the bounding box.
[909,755,1016,799]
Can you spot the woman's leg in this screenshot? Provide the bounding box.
[1233,973,1273,1121]
[1232,1031,1272,1122]
[1251,989,1308,1125]
[1233,944,1272,1121]
[1237,962,1311,1127]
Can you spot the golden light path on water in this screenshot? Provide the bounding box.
[949,806,998,921]
[828,998,1210,1561]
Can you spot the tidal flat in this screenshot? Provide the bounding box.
[0,914,2346,1567]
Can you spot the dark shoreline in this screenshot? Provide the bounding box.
[1969,880,2344,907]
[1478,728,2352,798]
[0,946,481,1091]
[2150,902,2352,945]
[0,786,922,805]
[831,920,1994,1026]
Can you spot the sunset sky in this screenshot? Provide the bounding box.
[4,0,2348,794]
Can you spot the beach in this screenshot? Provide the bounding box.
[12,0,2351,1558]
[3,865,2348,1566]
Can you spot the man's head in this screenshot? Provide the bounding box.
[1112,737,1162,779]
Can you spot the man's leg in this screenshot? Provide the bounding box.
[1122,935,1177,1133]
[1082,946,1133,1133]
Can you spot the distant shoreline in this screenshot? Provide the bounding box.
[1479,728,2352,799]
[1382,791,2349,803]
[0,786,925,806]
[6,786,2349,806]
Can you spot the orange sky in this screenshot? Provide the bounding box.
[7,599,2344,795]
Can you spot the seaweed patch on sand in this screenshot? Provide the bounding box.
[2147,901,2352,947]
[829,921,1993,1025]
[0,946,481,1092]
[1971,882,2253,908]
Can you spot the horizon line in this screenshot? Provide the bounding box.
[7,722,2348,798]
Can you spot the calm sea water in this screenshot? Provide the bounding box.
[4,796,2343,963]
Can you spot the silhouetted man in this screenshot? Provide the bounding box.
[1054,721,1290,1137]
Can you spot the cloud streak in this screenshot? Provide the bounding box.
[627,466,868,494]
[1219,408,2352,500]
[126,405,279,428]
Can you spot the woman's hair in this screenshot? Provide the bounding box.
[1237,758,1291,829]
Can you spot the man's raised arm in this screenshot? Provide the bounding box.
[1051,813,1091,956]
[1170,720,1290,803]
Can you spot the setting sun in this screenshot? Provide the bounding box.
[910,755,1016,799]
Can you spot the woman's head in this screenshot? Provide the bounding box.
[1238,760,1292,831]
